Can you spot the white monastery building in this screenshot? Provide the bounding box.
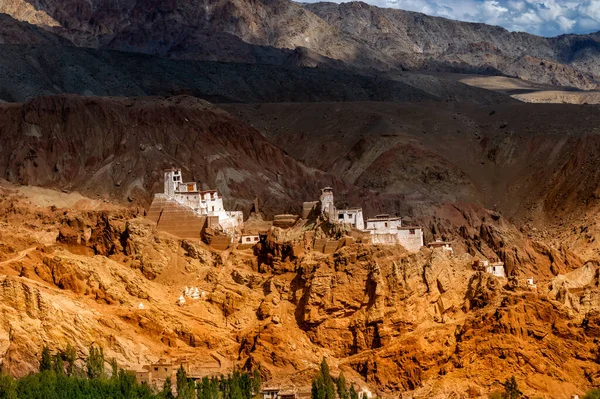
[163,168,243,235]
[319,188,424,252]
[358,387,373,399]
[320,187,365,230]
[364,214,424,252]
[428,239,454,254]
[365,214,402,231]
[483,260,506,278]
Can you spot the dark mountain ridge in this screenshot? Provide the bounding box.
[0,41,514,104]
[2,0,600,89]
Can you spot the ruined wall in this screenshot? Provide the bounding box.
[396,229,424,252]
[369,230,423,252]
[302,201,318,220]
[370,233,399,246]
[146,194,206,241]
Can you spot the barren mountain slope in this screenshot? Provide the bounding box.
[4,0,600,89]
[420,73,600,104]
[0,95,354,214]
[305,2,600,89]
[0,184,598,399]
[223,101,600,225]
[0,44,514,104]
[0,13,69,45]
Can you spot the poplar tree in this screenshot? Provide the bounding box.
[162,377,175,399]
[251,369,262,398]
[336,373,348,399]
[52,353,64,375]
[63,344,77,376]
[111,358,119,380]
[311,358,336,399]
[503,376,522,399]
[39,346,52,372]
[176,365,195,399]
[86,344,105,379]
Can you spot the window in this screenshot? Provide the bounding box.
[347,214,352,219]
[246,237,251,242]
[338,214,344,219]
[254,237,259,242]
[211,206,214,212]
[154,367,158,371]
[172,176,177,181]
[409,229,415,234]
[384,223,388,228]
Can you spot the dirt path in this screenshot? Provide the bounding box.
[0,247,36,266]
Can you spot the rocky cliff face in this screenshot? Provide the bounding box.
[2,0,600,89]
[0,186,597,399]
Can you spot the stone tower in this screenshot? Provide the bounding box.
[320,187,335,221]
[164,168,183,197]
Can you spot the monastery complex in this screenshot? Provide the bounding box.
[146,169,497,266]
[318,187,424,252]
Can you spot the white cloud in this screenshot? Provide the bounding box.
[302,0,600,36]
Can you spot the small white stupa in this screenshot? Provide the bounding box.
[191,287,200,300]
[178,295,186,305]
[138,303,145,310]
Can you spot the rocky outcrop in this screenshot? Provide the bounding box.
[1,188,600,398]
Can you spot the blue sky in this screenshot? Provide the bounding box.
[303,0,600,36]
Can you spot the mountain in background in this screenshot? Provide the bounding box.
[1,0,600,90]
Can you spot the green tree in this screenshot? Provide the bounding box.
[336,372,348,399]
[117,369,137,398]
[162,377,175,399]
[584,389,600,399]
[311,358,335,399]
[0,374,17,399]
[52,353,64,375]
[111,358,119,380]
[176,365,194,399]
[63,344,77,376]
[503,376,522,399]
[312,374,325,399]
[86,344,105,380]
[349,385,358,399]
[321,358,335,399]
[229,372,244,399]
[251,369,261,399]
[39,345,52,372]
